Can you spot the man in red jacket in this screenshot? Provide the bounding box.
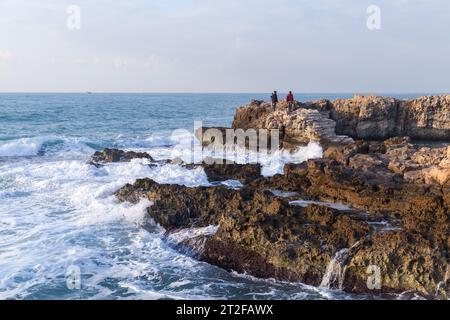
[286,91,294,112]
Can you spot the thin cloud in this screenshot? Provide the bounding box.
[0,0,449,92]
[0,50,14,61]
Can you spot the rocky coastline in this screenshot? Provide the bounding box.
[94,95,449,299]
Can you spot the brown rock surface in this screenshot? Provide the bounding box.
[227,95,450,147]
[185,158,262,184]
[330,95,450,140]
[115,153,449,297]
[88,148,154,165]
[111,95,449,298]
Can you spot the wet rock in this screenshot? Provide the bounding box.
[182,157,262,183]
[115,151,449,297]
[344,232,449,297]
[115,178,372,286]
[192,159,262,184]
[111,95,449,297]
[115,179,292,232]
[88,148,154,165]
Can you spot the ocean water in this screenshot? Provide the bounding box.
[0,93,427,300]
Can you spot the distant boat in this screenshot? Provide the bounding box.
[86,91,93,94]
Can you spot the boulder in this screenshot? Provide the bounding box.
[88,148,153,165]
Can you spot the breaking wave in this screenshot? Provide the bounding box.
[0,138,46,157]
[0,133,328,299]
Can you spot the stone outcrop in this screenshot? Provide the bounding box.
[330,95,450,140]
[231,100,354,148]
[322,137,450,186]
[115,179,373,285]
[88,148,154,166]
[185,158,261,184]
[115,155,449,297]
[227,95,450,149]
[110,95,449,299]
[264,108,354,146]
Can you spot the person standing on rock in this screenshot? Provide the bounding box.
[271,91,278,110]
[286,91,294,112]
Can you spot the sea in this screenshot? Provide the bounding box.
[0,93,428,300]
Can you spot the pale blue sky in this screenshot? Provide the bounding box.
[0,0,449,92]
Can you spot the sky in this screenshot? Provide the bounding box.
[0,0,449,93]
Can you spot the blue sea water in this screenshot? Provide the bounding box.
[0,93,428,300]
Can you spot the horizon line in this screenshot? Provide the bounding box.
[0,91,447,95]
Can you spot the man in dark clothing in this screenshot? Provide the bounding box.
[271,91,278,110]
[286,91,294,112]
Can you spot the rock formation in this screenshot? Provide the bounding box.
[228,95,450,148]
[88,148,154,166]
[108,95,449,299]
[115,144,449,297]
[330,95,450,140]
[185,157,262,184]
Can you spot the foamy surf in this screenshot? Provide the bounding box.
[0,138,46,157]
[2,92,440,300]
[0,134,334,300]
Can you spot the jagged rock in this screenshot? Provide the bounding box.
[111,95,449,298]
[88,148,154,165]
[115,178,372,285]
[115,154,449,297]
[163,156,262,184]
[115,178,300,232]
[330,96,403,139]
[186,158,261,184]
[232,101,272,129]
[228,95,450,150]
[330,95,450,140]
[405,95,450,140]
[323,137,450,186]
[344,232,449,296]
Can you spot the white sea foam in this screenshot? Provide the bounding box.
[0,138,45,157]
[0,132,359,300]
[290,200,353,211]
[0,136,96,159]
[167,225,220,245]
[140,140,323,177]
[0,154,217,299]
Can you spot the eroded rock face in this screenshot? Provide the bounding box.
[228,95,450,147]
[232,100,272,129]
[88,148,154,165]
[115,179,373,285]
[344,232,449,297]
[185,158,262,184]
[231,101,354,148]
[111,95,449,298]
[330,95,450,140]
[330,96,402,139]
[114,154,449,297]
[323,137,450,186]
[115,179,298,232]
[405,95,450,140]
